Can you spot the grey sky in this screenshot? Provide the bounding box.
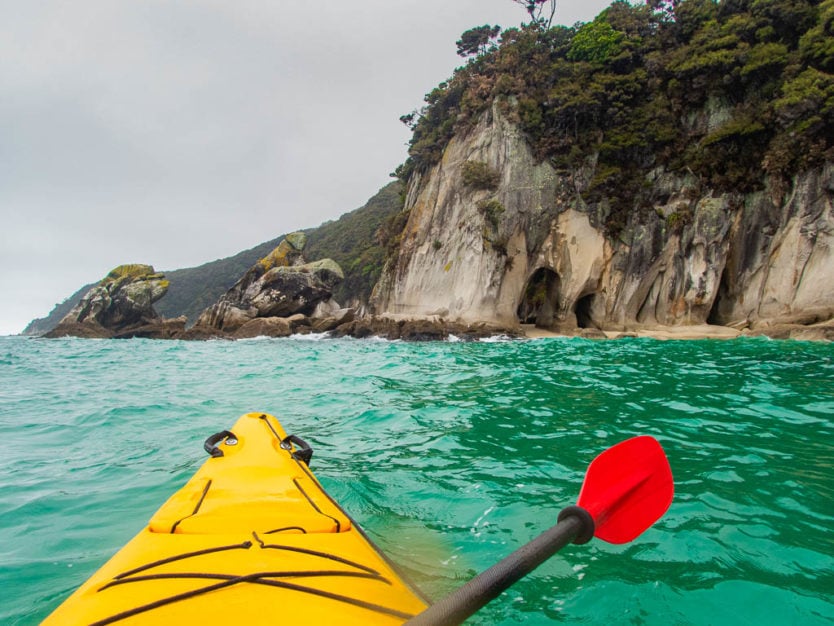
[1,0,611,335]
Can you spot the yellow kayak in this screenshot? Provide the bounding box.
[43,412,428,625]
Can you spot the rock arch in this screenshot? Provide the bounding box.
[517,268,561,328]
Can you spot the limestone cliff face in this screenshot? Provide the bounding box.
[373,104,560,325]
[373,105,834,331]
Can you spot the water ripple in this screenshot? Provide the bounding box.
[0,335,832,625]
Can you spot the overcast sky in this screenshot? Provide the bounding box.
[1,0,612,335]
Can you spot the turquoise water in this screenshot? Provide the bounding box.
[1,334,832,625]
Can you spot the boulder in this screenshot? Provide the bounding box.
[311,308,356,333]
[330,317,404,340]
[179,326,230,341]
[249,261,343,318]
[400,319,451,341]
[46,264,170,338]
[255,234,306,272]
[112,316,187,339]
[193,234,344,332]
[578,328,608,339]
[233,317,293,339]
[746,318,834,341]
[329,316,521,341]
[791,323,834,342]
[44,321,114,339]
[285,313,311,332]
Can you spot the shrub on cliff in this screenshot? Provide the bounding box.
[462,161,501,190]
[478,198,505,228]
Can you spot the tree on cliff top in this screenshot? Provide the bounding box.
[456,25,502,57]
[512,0,557,29]
[394,0,833,235]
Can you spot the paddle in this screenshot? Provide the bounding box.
[405,435,674,626]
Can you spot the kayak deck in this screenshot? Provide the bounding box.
[43,412,427,625]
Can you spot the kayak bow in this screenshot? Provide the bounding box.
[43,412,428,625]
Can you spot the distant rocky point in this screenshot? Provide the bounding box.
[45,236,419,340]
[45,263,185,338]
[45,264,185,339]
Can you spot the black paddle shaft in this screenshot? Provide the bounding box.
[405,506,595,626]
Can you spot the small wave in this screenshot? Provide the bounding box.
[288,332,331,341]
[353,335,399,343]
[478,334,517,343]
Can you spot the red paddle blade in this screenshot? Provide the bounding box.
[576,436,673,544]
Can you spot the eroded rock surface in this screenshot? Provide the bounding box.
[46,265,171,338]
[193,234,344,333]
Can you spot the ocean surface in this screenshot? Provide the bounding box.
[0,334,832,625]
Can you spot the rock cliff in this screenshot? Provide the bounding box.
[373,104,834,335]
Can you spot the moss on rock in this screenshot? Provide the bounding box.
[104,264,157,282]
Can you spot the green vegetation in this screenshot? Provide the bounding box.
[456,25,501,58]
[666,203,694,232]
[104,264,157,282]
[568,18,625,63]
[478,198,506,228]
[304,182,406,305]
[462,161,501,190]
[396,0,833,235]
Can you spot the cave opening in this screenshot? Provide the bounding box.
[707,266,730,325]
[517,268,560,327]
[574,293,598,329]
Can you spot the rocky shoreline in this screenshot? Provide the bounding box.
[525,320,834,342]
[44,313,834,342]
[41,237,834,343]
[44,314,523,342]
